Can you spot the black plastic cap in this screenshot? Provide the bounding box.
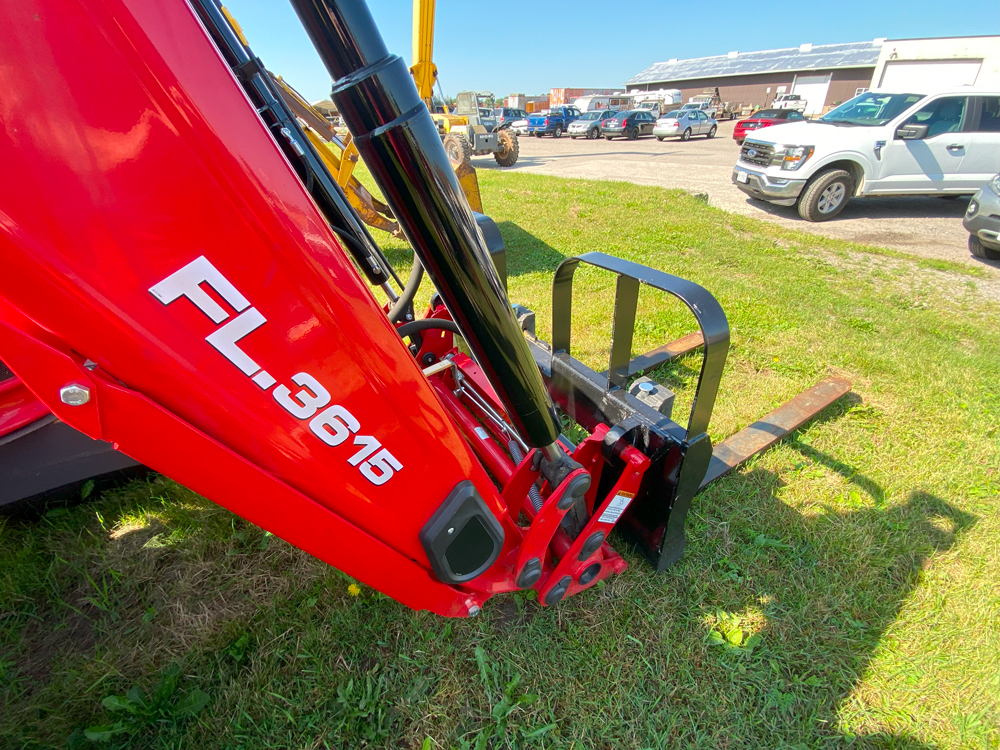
[516,557,542,589]
[420,481,505,584]
[544,575,572,606]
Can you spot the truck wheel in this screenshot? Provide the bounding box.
[534,132,542,138]
[553,125,563,138]
[493,129,519,167]
[969,234,1000,260]
[627,127,639,140]
[706,125,717,138]
[797,169,853,222]
[681,128,692,141]
[443,133,472,167]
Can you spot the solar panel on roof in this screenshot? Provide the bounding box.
[626,41,881,86]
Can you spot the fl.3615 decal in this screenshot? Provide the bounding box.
[149,256,402,486]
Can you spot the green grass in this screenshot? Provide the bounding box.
[1,171,997,750]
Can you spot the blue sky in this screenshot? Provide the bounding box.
[225,0,998,102]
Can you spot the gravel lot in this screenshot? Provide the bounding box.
[478,119,999,273]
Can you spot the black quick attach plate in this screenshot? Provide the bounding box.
[521,252,730,572]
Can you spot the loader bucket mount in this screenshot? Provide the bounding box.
[509,252,852,571]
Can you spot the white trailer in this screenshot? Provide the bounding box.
[572,93,635,111]
[628,89,682,117]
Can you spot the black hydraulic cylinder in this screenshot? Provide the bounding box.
[288,0,562,449]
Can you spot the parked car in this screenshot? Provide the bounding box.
[653,110,718,141]
[568,110,619,139]
[527,106,582,138]
[733,108,806,144]
[965,173,1000,260]
[732,90,1000,221]
[510,117,529,136]
[494,107,528,130]
[602,110,656,140]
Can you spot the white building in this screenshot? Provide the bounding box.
[871,35,1000,91]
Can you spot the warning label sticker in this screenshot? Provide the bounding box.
[597,492,635,525]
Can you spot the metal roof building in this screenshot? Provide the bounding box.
[626,41,883,115]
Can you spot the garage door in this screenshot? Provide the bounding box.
[879,60,982,92]
[791,74,831,115]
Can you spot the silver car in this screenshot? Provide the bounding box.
[964,173,1000,260]
[653,109,718,141]
[567,110,619,139]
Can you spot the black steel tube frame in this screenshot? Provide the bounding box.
[528,252,730,571]
[287,0,562,449]
[192,0,399,288]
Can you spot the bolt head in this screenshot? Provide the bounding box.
[467,605,481,617]
[638,381,656,393]
[59,384,91,406]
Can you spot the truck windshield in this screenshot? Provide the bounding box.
[820,92,925,126]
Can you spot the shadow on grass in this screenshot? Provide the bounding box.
[670,462,977,749]
[496,221,566,278]
[361,220,563,282]
[786,433,887,505]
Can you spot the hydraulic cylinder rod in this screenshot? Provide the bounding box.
[288,0,562,450]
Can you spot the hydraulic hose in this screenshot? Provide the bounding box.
[387,258,423,323]
[395,318,460,339]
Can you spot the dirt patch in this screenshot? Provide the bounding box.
[15,608,96,686]
[815,247,999,307]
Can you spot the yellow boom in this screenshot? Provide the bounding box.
[410,0,437,106]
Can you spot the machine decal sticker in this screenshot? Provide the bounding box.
[597,491,635,525]
[149,255,402,485]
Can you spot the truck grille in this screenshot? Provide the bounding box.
[0,359,13,383]
[741,141,773,167]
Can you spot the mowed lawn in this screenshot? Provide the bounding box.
[1,170,997,750]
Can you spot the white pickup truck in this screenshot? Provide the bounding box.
[772,93,807,113]
[681,101,719,119]
[732,90,1000,221]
